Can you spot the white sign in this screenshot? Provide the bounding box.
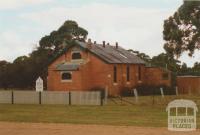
[166,99,198,131]
[36,77,43,92]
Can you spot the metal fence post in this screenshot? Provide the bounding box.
[39,92,42,104]
[11,91,14,104]
[100,90,103,106]
[69,91,71,105]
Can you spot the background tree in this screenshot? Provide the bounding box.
[151,53,181,73]
[163,1,200,58]
[128,49,151,63]
[0,61,11,89]
[0,20,88,89]
[39,20,88,57]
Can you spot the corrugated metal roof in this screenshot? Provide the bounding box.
[76,41,146,64]
[56,64,79,71]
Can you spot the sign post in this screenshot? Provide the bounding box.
[36,77,43,104]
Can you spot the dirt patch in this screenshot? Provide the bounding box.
[0,122,199,135]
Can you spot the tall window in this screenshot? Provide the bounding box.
[138,66,141,81]
[127,66,130,82]
[62,72,72,81]
[114,66,117,83]
[72,52,81,60]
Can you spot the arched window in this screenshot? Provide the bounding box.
[114,66,117,83]
[138,66,141,81]
[62,72,72,80]
[72,52,81,60]
[127,66,130,82]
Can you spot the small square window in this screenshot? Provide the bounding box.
[72,52,81,60]
[61,72,72,81]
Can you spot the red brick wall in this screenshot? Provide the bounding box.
[144,67,171,87]
[177,76,200,94]
[47,46,171,96]
[47,47,88,91]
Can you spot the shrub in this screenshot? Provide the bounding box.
[136,85,175,96]
[120,87,134,97]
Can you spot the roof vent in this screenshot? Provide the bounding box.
[107,43,110,45]
[103,41,106,48]
[94,41,97,44]
[116,42,118,49]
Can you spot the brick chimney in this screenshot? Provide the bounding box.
[87,38,92,49]
[103,41,106,48]
[116,42,118,49]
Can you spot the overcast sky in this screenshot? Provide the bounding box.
[0,0,199,66]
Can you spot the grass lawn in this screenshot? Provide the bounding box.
[0,95,199,128]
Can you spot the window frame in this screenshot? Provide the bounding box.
[61,72,72,82]
[71,51,82,60]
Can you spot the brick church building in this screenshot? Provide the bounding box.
[47,39,171,96]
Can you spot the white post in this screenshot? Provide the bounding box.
[176,86,178,96]
[133,89,138,103]
[104,86,108,105]
[160,87,164,98]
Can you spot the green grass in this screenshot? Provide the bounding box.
[0,95,199,128]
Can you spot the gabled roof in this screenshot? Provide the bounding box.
[76,41,146,64]
[49,40,146,65]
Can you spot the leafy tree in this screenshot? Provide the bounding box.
[0,61,11,89]
[39,20,88,57]
[163,1,200,58]
[128,49,151,63]
[151,53,181,73]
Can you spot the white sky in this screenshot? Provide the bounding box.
[0,0,199,67]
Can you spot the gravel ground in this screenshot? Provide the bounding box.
[0,122,199,135]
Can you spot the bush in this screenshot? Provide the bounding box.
[136,85,175,96]
[120,87,134,97]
